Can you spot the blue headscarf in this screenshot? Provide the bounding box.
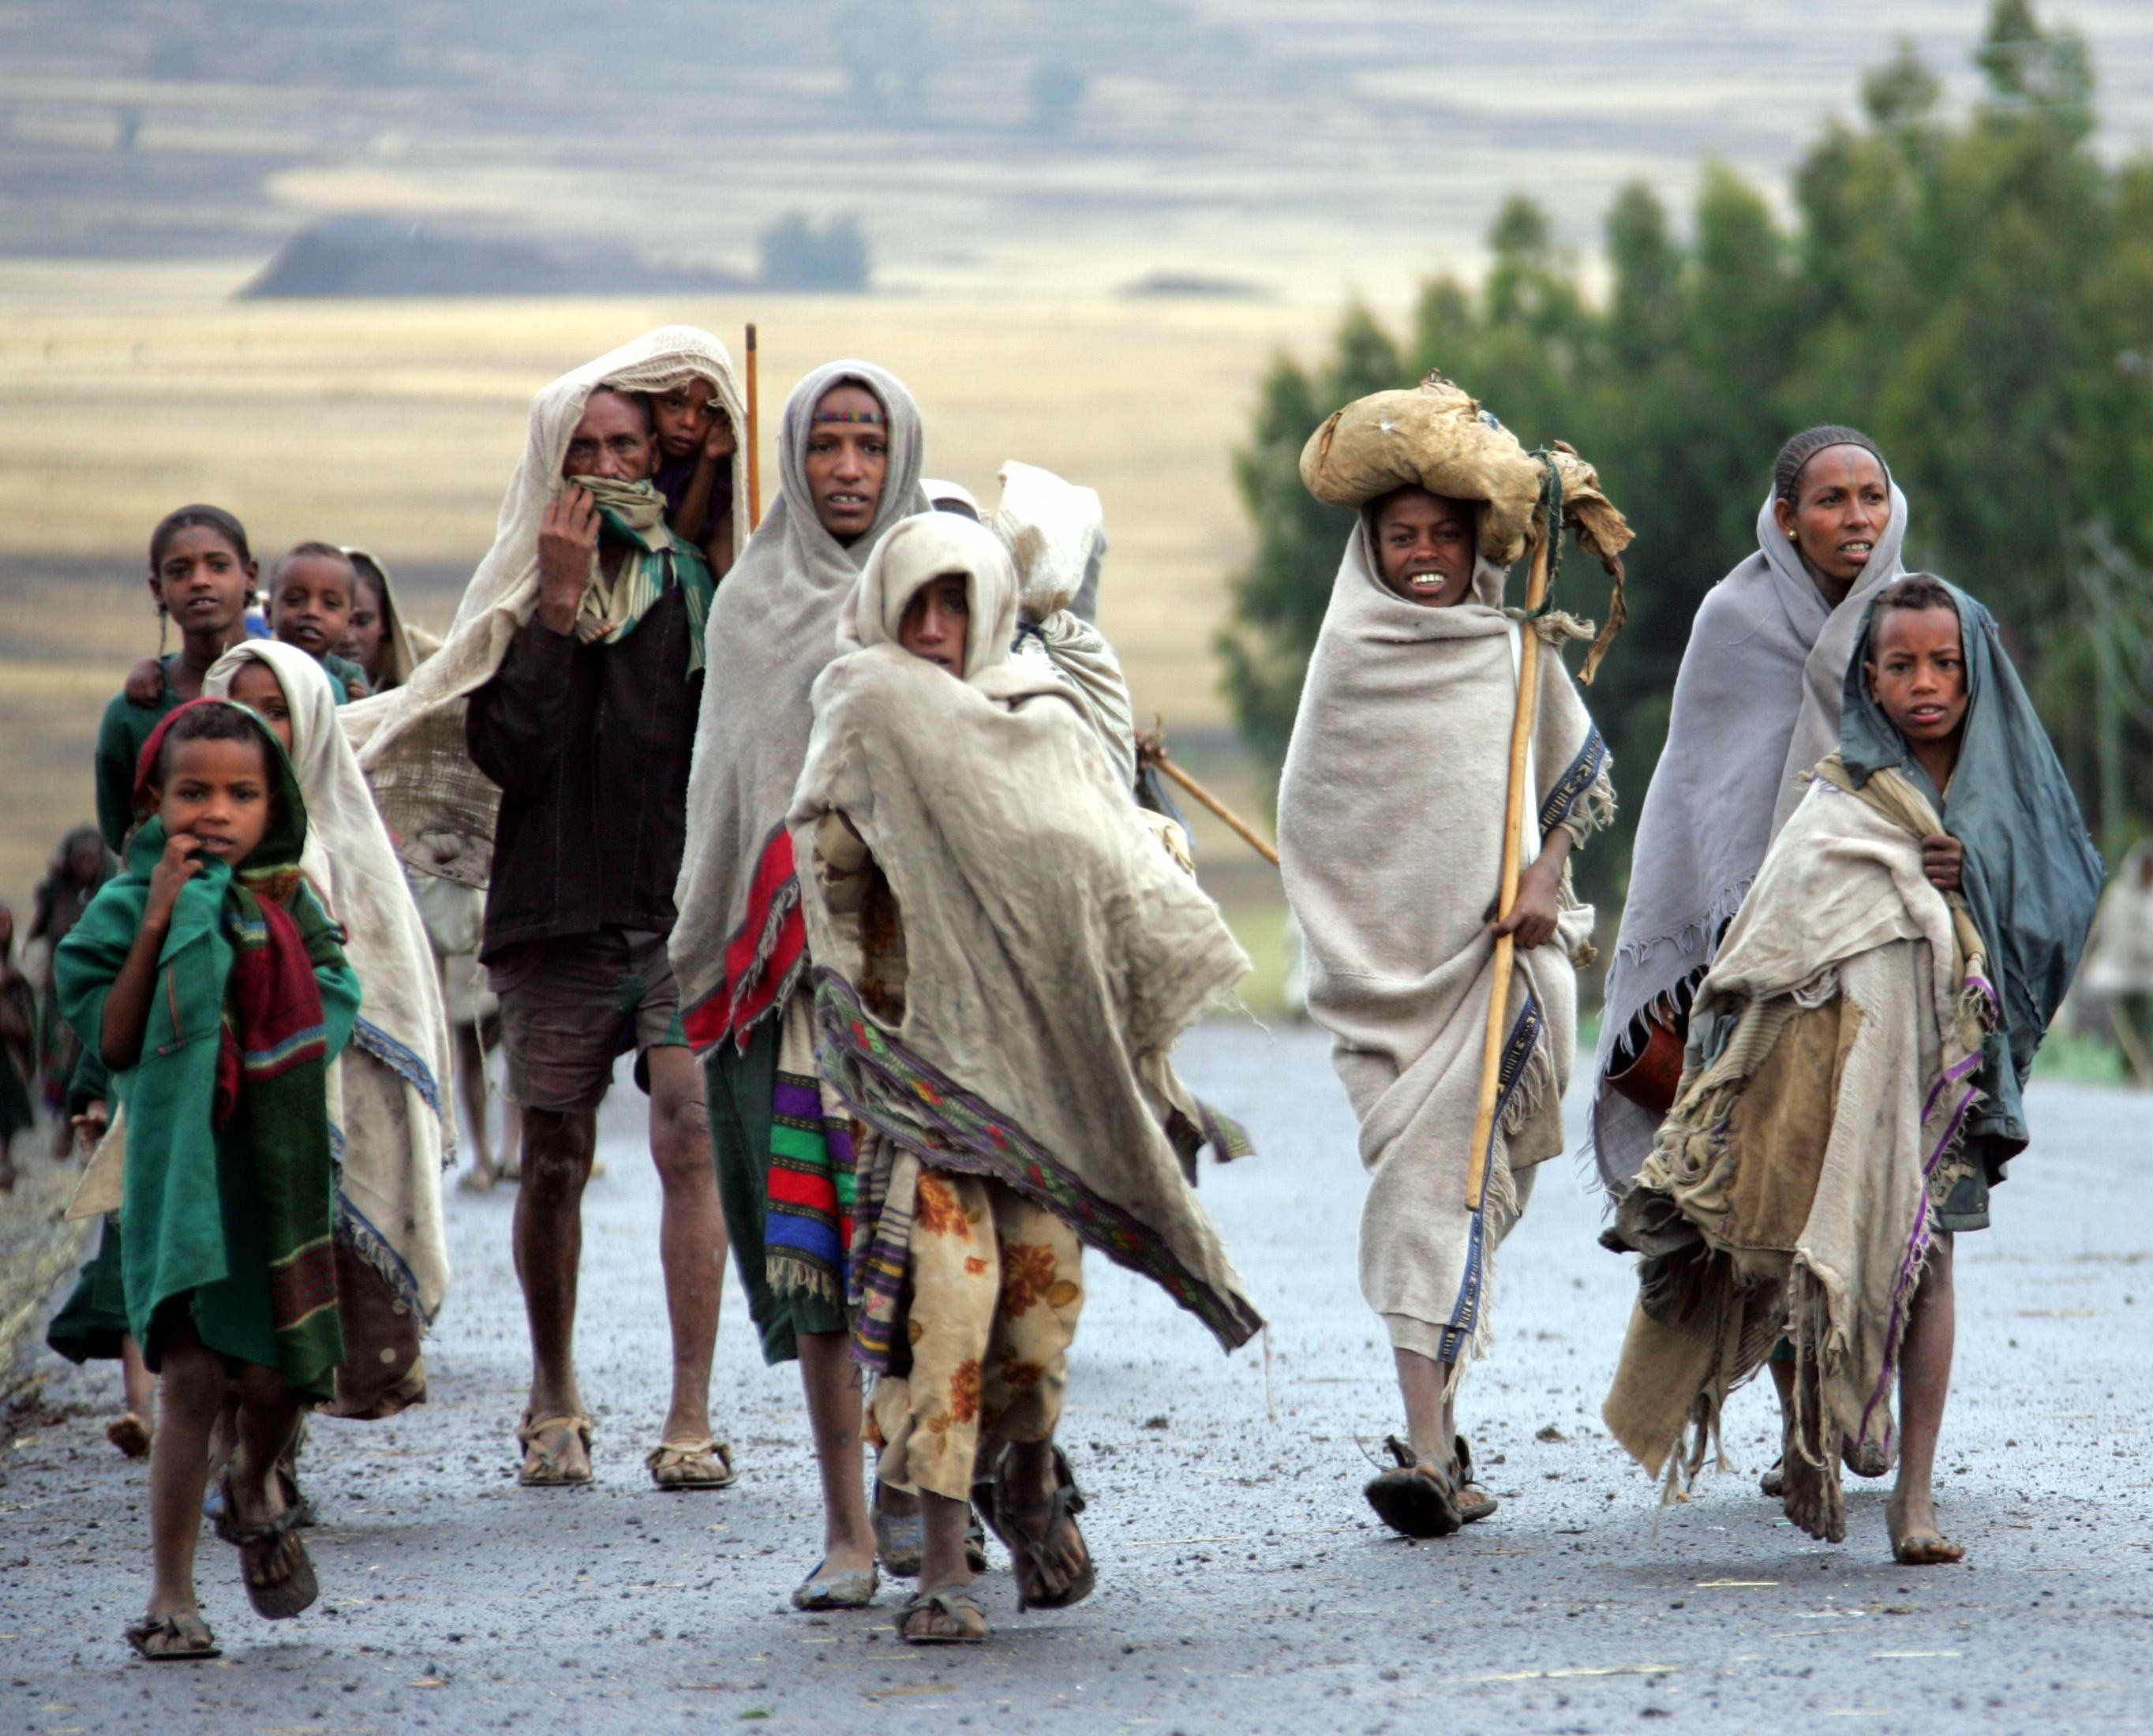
[1838,576,2103,1173]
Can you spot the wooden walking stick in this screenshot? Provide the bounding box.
[1136,722,1281,866]
[1462,499,1556,1214]
[745,322,762,529]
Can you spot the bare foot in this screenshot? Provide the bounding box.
[1780,1427,1846,1543]
[1886,1487,1964,1565]
[459,1161,499,1195]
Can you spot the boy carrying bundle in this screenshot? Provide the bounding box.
[1278,375,1626,1538]
[1603,576,2101,1562]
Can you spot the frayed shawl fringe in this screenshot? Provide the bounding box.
[768,1252,845,1308]
[335,1192,431,1324]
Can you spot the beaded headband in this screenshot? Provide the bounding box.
[812,408,886,425]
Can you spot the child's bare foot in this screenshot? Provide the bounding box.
[1886,1487,1964,1565]
[107,1412,153,1458]
[459,1160,500,1195]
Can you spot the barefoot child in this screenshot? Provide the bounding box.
[1604,575,2101,1563]
[56,700,361,1659]
[99,507,257,851]
[208,641,454,1415]
[265,543,372,701]
[1279,383,1619,1540]
[791,512,1261,1643]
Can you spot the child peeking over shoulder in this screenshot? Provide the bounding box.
[650,378,740,578]
[56,698,360,1661]
[265,544,371,702]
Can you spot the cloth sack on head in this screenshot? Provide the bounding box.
[789,511,1262,1362]
[1278,518,1612,1368]
[208,639,454,1334]
[1588,479,1910,1195]
[341,326,750,886]
[672,359,928,1049]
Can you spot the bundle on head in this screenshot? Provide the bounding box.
[1298,370,1634,679]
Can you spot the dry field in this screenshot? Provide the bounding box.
[0,264,1310,996]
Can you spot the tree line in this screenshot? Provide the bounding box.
[1219,0,2153,909]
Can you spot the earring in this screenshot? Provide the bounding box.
[1787,529,1798,541]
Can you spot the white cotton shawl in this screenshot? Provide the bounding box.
[339,547,440,693]
[1277,522,1612,1366]
[207,639,453,1323]
[340,326,750,885]
[1588,482,1908,1195]
[991,459,1136,789]
[670,360,928,1032]
[791,512,1262,1351]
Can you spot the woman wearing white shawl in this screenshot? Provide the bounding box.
[337,548,440,694]
[340,326,749,887]
[667,360,927,1609]
[1277,485,1613,1539]
[791,511,1259,1642]
[205,639,454,1417]
[1589,428,1908,1197]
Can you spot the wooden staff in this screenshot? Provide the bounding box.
[1136,725,1281,866]
[745,323,762,529]
[1462,518,1555,1213]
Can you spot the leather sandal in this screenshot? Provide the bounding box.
[1364,1435,1463,1539]
[517,1412,593,1487]
[988,1443,1095,1611]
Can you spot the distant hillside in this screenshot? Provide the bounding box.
[3,1,2148,299]
[241,217,752,298]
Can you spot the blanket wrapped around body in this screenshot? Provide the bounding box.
[1603,762,1990,1522]
[788,513,1264,1367]
[1277,520,1612,1368]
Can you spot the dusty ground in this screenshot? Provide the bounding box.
[4,1023,2151,1732]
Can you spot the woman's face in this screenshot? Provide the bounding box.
[1774,446,1892,586]
[339,569,388,683]
[896,574,971,674]
[225,659,295,752]
[1372,488,1477,608]
[804,383,889,544]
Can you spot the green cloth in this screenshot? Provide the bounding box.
[93,657,182,852]
[705,1018,844,1366]
[574,477,717,675]
[47,1216,129,1364]
[54,723,359,1397]
[1838,579,2104,1174]
[321,651,370,704]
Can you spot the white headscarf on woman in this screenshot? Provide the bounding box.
[341,326,750,885]
[207,638,454,1326]
[789,511,1262,1356]
[670,360,927,1046]
[339,547,440,693]
[1587,469,1908,1194]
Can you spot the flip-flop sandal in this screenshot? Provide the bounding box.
[215,1468,320,1620]
[517,1412,593,1487]
[1453,1435,1500,1525]
[107,1412,152,1459]
[1363,1435,1463,1539]
[898,1587,990,1644]
[874,1480,923,1577]
[125,1611,219,1661]
[645,1435,736,1490]
[791,1560,878,1611]
[990,1443,1095,1612]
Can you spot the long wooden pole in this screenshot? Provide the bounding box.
[1147,749,1281,867]
[1462,522,1554,1212]
[745,323,762,530]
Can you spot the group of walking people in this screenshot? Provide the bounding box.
[34,323,2103,1666]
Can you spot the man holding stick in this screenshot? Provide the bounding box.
[1276,375,1625,1537]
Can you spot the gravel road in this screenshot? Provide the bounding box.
[4,1020,2151,1733]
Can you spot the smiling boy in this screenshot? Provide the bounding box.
[266,544,372,702]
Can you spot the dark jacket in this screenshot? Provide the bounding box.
[466,586,702,959]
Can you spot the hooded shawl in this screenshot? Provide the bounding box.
[340,548,441,693]
[1589,481,1909,1193]
[672,360,928,1049]
[1837,578,2102,1170]
[208,640,453,1330]
[342,327,750,886]
[55,702,360,1401]
[789,512,1262,1361]
[1277,522,1613,1366]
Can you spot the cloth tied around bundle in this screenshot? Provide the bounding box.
[1298,369,1633,681]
